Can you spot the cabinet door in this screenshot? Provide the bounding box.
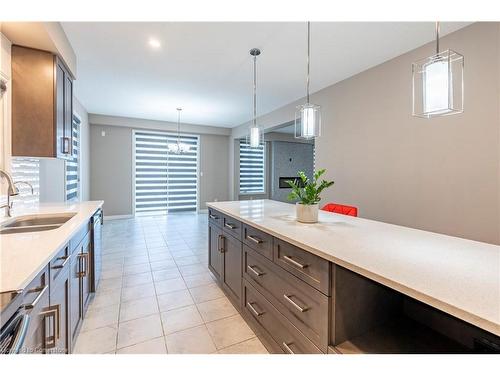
[221,233,242,306]
[208,222,222,281]
[23,266,50,354]
[55,62,65,158]
[69,249,82,343]
[63,72,73,157]
[81,235,92,312]
[48,272,70,354]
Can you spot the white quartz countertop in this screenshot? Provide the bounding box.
[0,201,103,293]
[207,200,500,336]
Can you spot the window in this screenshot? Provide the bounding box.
[10,157,40,206]
[66,115,80,201]
[239,139,265,194]
[134,130,199,215]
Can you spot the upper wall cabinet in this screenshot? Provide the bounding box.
[11,45,73,159]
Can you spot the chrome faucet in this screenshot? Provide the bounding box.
[0,169,33,217]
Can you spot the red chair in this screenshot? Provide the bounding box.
[321,203,358,217]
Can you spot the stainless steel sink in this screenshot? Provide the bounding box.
[0,213,76,235]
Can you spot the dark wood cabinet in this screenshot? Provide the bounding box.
[69,245,82,343]
[48,245,71,354]
[208,222,223,280]
[69,232,92,345]
[221,232,242,307]
[11,45,73,159]
[22,266,51,354]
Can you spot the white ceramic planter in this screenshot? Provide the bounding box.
[296,203,319,223]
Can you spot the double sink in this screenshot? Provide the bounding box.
[0,213,76,235]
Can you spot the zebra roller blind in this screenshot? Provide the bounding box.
[66,115,80,201]
[239,139,265,194]
[11,157,40,206]
[134,130,199,215]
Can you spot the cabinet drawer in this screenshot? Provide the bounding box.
[243,246,329,351]
[23,265,50,354]
[274,239,331,295]
[50,243,71,284]
[243,279,322,354]
[242,224,273,260]
[222,214,242,240]
[208,208,223,228]
[70,221,91,254]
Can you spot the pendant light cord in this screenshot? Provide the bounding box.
[253,53,257,127]
[435,21,440,55]
[306,21,311,104]
[176,108,181,145]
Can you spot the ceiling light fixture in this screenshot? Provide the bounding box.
[247,48,264,149]
[148,38,161,49]
[295,21,321,140]
[167,108,191,154]
[412,22,464,118]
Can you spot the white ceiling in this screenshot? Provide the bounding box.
[62,22,470,128]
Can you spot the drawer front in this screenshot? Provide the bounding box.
[50,243,71,284]
[70,221,91,254]
[274,239,331,295]
[222,214,242,240]
[242,224,273,260]
[208,208,223,228]
[23,265,50,354]
[243,280,322,354]
[244,246,329,351]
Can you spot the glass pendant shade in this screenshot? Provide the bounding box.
[412,49,464,118]
[246,125,264,148]
[295,103,321,139]
[167,141,191,154]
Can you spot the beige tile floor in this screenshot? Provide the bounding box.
[73,213,268,354]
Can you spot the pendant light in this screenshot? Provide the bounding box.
[247,48,264,148]
[167,108,191,154]
[295,21,321,140]
[412,22,464,118]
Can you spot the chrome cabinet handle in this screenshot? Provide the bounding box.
[218,235,225,253]
[41,307,58,349]
[224,223,236,230]
[246,234,263,244]
[246,302,264,317]
[247,265,264,277]
[282,255,308,269]
[282,342,296,354]
[23,284,48,310]
[283,294,308,312]
[51,254,71,270]
[78,253,89,277]
[209,214,218,220]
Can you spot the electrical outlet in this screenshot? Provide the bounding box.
[101,131,106,137]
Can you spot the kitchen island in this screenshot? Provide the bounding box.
[206,199,500,354]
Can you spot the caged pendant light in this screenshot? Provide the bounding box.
[247,48,264,148]
[167,108,191,154]
[295,21,321,140]
[412,22,464,118]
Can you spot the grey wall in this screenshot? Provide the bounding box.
[90,124,133,216]
[230,22,500,245]
[199,134,229,209]
[271,141,314,202]
[90,122,230,216]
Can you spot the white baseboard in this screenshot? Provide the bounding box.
[104,214,133,221]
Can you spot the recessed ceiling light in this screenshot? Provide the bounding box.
[148,38,161,49]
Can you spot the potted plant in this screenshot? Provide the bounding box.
[286,169,334,223]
